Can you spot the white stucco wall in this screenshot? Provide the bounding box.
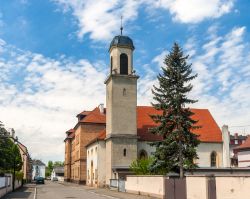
[186,176,208,199]
[216,176,250,199]
[138,141,223,167]
[196,143,223,167]
[137,141,155,158]
[125,176,165,198]
[86,141,106,187]
[238,150,250,167]
[32,165,45,179]
[97,141,106,187]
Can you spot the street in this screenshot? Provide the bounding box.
[4,181,155,199]
[37,181,113,199]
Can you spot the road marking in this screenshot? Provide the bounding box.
[33,187,37,199]
[89,191,120,199]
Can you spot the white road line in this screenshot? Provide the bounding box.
[33,187,37,199]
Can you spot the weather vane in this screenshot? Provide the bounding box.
[120,16,123,35]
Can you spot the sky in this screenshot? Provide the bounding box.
[0,0,250,164]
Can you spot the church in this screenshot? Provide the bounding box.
[64,33,230,187]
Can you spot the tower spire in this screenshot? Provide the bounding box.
[120,16,123,35]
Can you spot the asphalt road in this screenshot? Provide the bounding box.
[36,181,112,199]
[36,181,154,199]
[4,181,155,199]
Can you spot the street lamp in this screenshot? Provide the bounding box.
[12,136,18,192]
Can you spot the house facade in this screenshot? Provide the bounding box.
[51,166,64,181]
[10,132,32,182]
[64,33,230,187]
[32,160,45,179]
[233,136,250,167]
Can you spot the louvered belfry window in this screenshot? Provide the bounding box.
[120,53,128,75]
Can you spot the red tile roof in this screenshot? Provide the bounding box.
[80,107,106,124]
[67,106,222,143]
[137,106,222,143]
[66,129,75,133]
[234,136,250,151]
[76,111,91,117]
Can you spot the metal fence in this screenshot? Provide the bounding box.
[109,179,126,192]
[110,179,118,188]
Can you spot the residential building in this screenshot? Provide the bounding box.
[51,166,64,181]
[233,136,250,167]
[32,160,45,179]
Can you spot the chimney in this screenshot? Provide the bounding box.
[99,103,104,114]
[11,128,15,138]
[222,125,230,167]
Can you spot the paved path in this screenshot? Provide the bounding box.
[2,184,35,199]
[36,180,156,199]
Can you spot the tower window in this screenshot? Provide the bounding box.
[123,148,127,157]
[120,53,128,75]
[210,151,217,167]
[110,56,113,74]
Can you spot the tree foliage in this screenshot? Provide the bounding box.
[130,158,154,175]
[46,160,64,177]
[149,43,200,177]
[0,121,23,173]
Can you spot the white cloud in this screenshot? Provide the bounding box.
[53,0,234,41]
[53,0,140,41]
[0,40,107,163]
[188,26,250,134]
[138,25,250,135]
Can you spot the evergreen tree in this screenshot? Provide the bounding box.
[150,43,200,178]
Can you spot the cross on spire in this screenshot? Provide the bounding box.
[120,16,123,35]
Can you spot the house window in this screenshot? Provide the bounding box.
[210,151,217,167]
[123,148,127,157]
[139,150,148,159]
[120,53,128,75]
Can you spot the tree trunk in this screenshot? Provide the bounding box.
[179,141,184,179]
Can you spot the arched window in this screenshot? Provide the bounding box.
[110,56,113,74]
[210,151,217,167]
[120,53,128,75]
[123,148,127,157]
[139,150,148,159]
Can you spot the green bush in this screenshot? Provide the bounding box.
[130,158,154,175]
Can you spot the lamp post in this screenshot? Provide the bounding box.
[12,136,18,192]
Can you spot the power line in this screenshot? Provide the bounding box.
[229,124,250,128]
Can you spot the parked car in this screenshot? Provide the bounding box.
[36,177,45,184]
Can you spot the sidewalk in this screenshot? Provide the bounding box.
[58,181,158,199]
[2,184,35,199]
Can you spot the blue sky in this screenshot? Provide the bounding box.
[0,0,250,163]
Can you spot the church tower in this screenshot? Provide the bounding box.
[105,29,139,184]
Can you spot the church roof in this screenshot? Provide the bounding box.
[137,106,222,143]
[109,35,135,51]
[79,106,222,146]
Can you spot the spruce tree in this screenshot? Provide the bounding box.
[150,43,200,178]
